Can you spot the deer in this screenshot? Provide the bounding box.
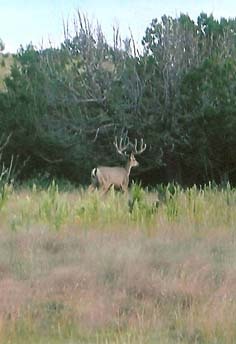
[89,136,146,194]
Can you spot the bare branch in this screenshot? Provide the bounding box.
[92,123,116,142]
[37,153,63,164]
[0,132,12,152]
[92,128,100,142]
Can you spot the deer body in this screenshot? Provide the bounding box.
[89,135,146,194]
[91,153,139,193]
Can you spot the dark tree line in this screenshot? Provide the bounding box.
[1,12,236,186]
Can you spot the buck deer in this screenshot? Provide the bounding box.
[89,136,146,194]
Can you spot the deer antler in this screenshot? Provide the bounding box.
[132,138,147,155]
[113,134,130,156]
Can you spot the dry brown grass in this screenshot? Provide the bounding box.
[0,185,236,343]
[0,227,235,343]
[0,54,13,91]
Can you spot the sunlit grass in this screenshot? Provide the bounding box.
[5,181,236,232]
[0,181,236,343]
[0,54,13,91]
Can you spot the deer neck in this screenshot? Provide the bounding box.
[125,160,133,177]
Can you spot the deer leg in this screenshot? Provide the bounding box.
[121,182,129,194]
[101,184,113,195]
[88,184,96,192]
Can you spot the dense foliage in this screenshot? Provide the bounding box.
[1,12,236,186]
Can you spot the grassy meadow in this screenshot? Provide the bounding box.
[0,181,236,343]
[0,53,13,91]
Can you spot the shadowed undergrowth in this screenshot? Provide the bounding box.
[0,183,236,343]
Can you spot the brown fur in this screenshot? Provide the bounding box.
[90,153,139,193]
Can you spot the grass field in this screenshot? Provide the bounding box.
[0,181,236,343]
[0,53,13,91]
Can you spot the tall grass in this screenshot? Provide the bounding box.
[1,182,236,343]
[0,54,13,91]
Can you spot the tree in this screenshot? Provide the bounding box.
[0,39,5,52]
[1,13,236,185]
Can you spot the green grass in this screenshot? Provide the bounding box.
[0,182,236,343]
